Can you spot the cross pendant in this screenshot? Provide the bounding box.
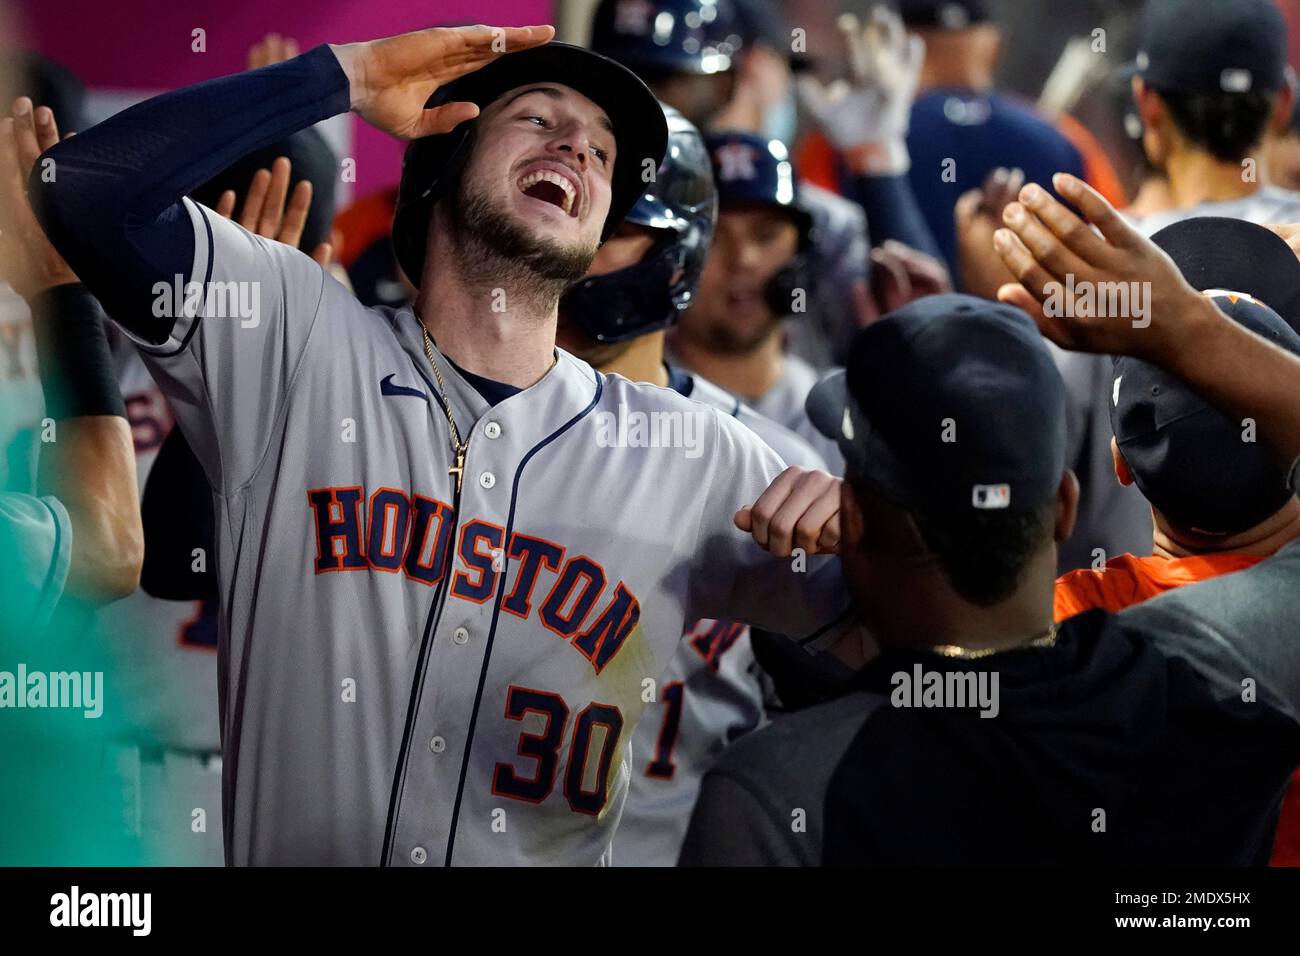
[449,449,465,494]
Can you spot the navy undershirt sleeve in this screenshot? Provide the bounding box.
[842,172,943,262]
[30,45,351,344]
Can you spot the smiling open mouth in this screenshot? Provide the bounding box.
[517,170,577,217]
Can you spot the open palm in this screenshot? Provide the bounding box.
[344,23,554,140]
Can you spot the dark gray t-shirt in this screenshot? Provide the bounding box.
[680,458,1300,866]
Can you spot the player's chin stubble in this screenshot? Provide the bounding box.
[449,183,599,304]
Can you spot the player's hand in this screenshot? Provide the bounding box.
[711,43,790,133]
[213,156,333,266]
[248,32,300,70]
[993,172,1207,361]
[331,23,555,141]
[735,466,841,557]
[796,7,923,174]
[0,98,78,300]
[954,166,1024,299]
[871,239,950,310]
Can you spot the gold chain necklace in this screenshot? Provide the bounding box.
[930,623,1059,660]
[421,325,469,494]
[418,319,558,493]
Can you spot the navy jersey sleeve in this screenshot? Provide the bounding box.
[30,46,351,344]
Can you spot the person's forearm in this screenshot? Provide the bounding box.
[31,46,350,342]
[31,284,143,602]
[1167,294,1300,476]
[39,418,143,602]
[842,172,942,261]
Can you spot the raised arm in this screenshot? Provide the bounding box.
[1,103,141,604]
[994,172,1300,475]
[797,7,942,260]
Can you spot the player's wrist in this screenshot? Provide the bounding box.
[329,42,371,111]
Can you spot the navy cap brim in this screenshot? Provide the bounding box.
[805,368,916,504]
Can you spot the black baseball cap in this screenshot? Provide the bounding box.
[893,0,990,29]
[1134,0,1289,95]
[1112,219,1300,535]
[807,294,1066,514]
[1112,292,1300,535]
[1149,217,1300,334]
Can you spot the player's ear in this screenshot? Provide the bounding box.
[1133,78,1162,129]
[1110,436,1134,486]
[1054,470,1079,543]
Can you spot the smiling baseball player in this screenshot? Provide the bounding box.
[34,25,850,866]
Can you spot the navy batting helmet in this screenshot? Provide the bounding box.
[590,0,743,77]
[392,42,668,287]
[561,104,717,342]
[704,130,814,317]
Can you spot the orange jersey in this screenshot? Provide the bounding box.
[1055,550,1300,867]
[1054,552,1263,622]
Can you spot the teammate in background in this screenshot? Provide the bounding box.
[983,0,1300,574]
[35,26,851,866]
[671,130,843,468]
[590,0,875,371]
[1128,0,1300,234]
[1051,216,1300,867]
[994,172,1300,864]
[556,104,825,865]
[889,0,1092,282]
[1265,100,1300,194]
[1116,71,1174,219]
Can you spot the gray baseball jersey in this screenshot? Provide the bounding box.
[1131,185,1300,237]
[100,337,222,754]
[94,338,224,865]
[122,201,848,866]
[748,354,844,474]
[781,183,870,371]
[613,372,826,866]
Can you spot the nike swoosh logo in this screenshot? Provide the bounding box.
[380,374,428,400]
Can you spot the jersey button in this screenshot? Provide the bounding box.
[452,626,470,645]
[479,472,496,489]
[410,846,427,865]
[429,735,446,754]
[484,421,502,439]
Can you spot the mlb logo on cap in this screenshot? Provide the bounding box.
[972,484,1011,509]
[1220,69,1253,92]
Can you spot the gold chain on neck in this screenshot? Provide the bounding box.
[421,324,469,494]
[930,623,1060,660]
